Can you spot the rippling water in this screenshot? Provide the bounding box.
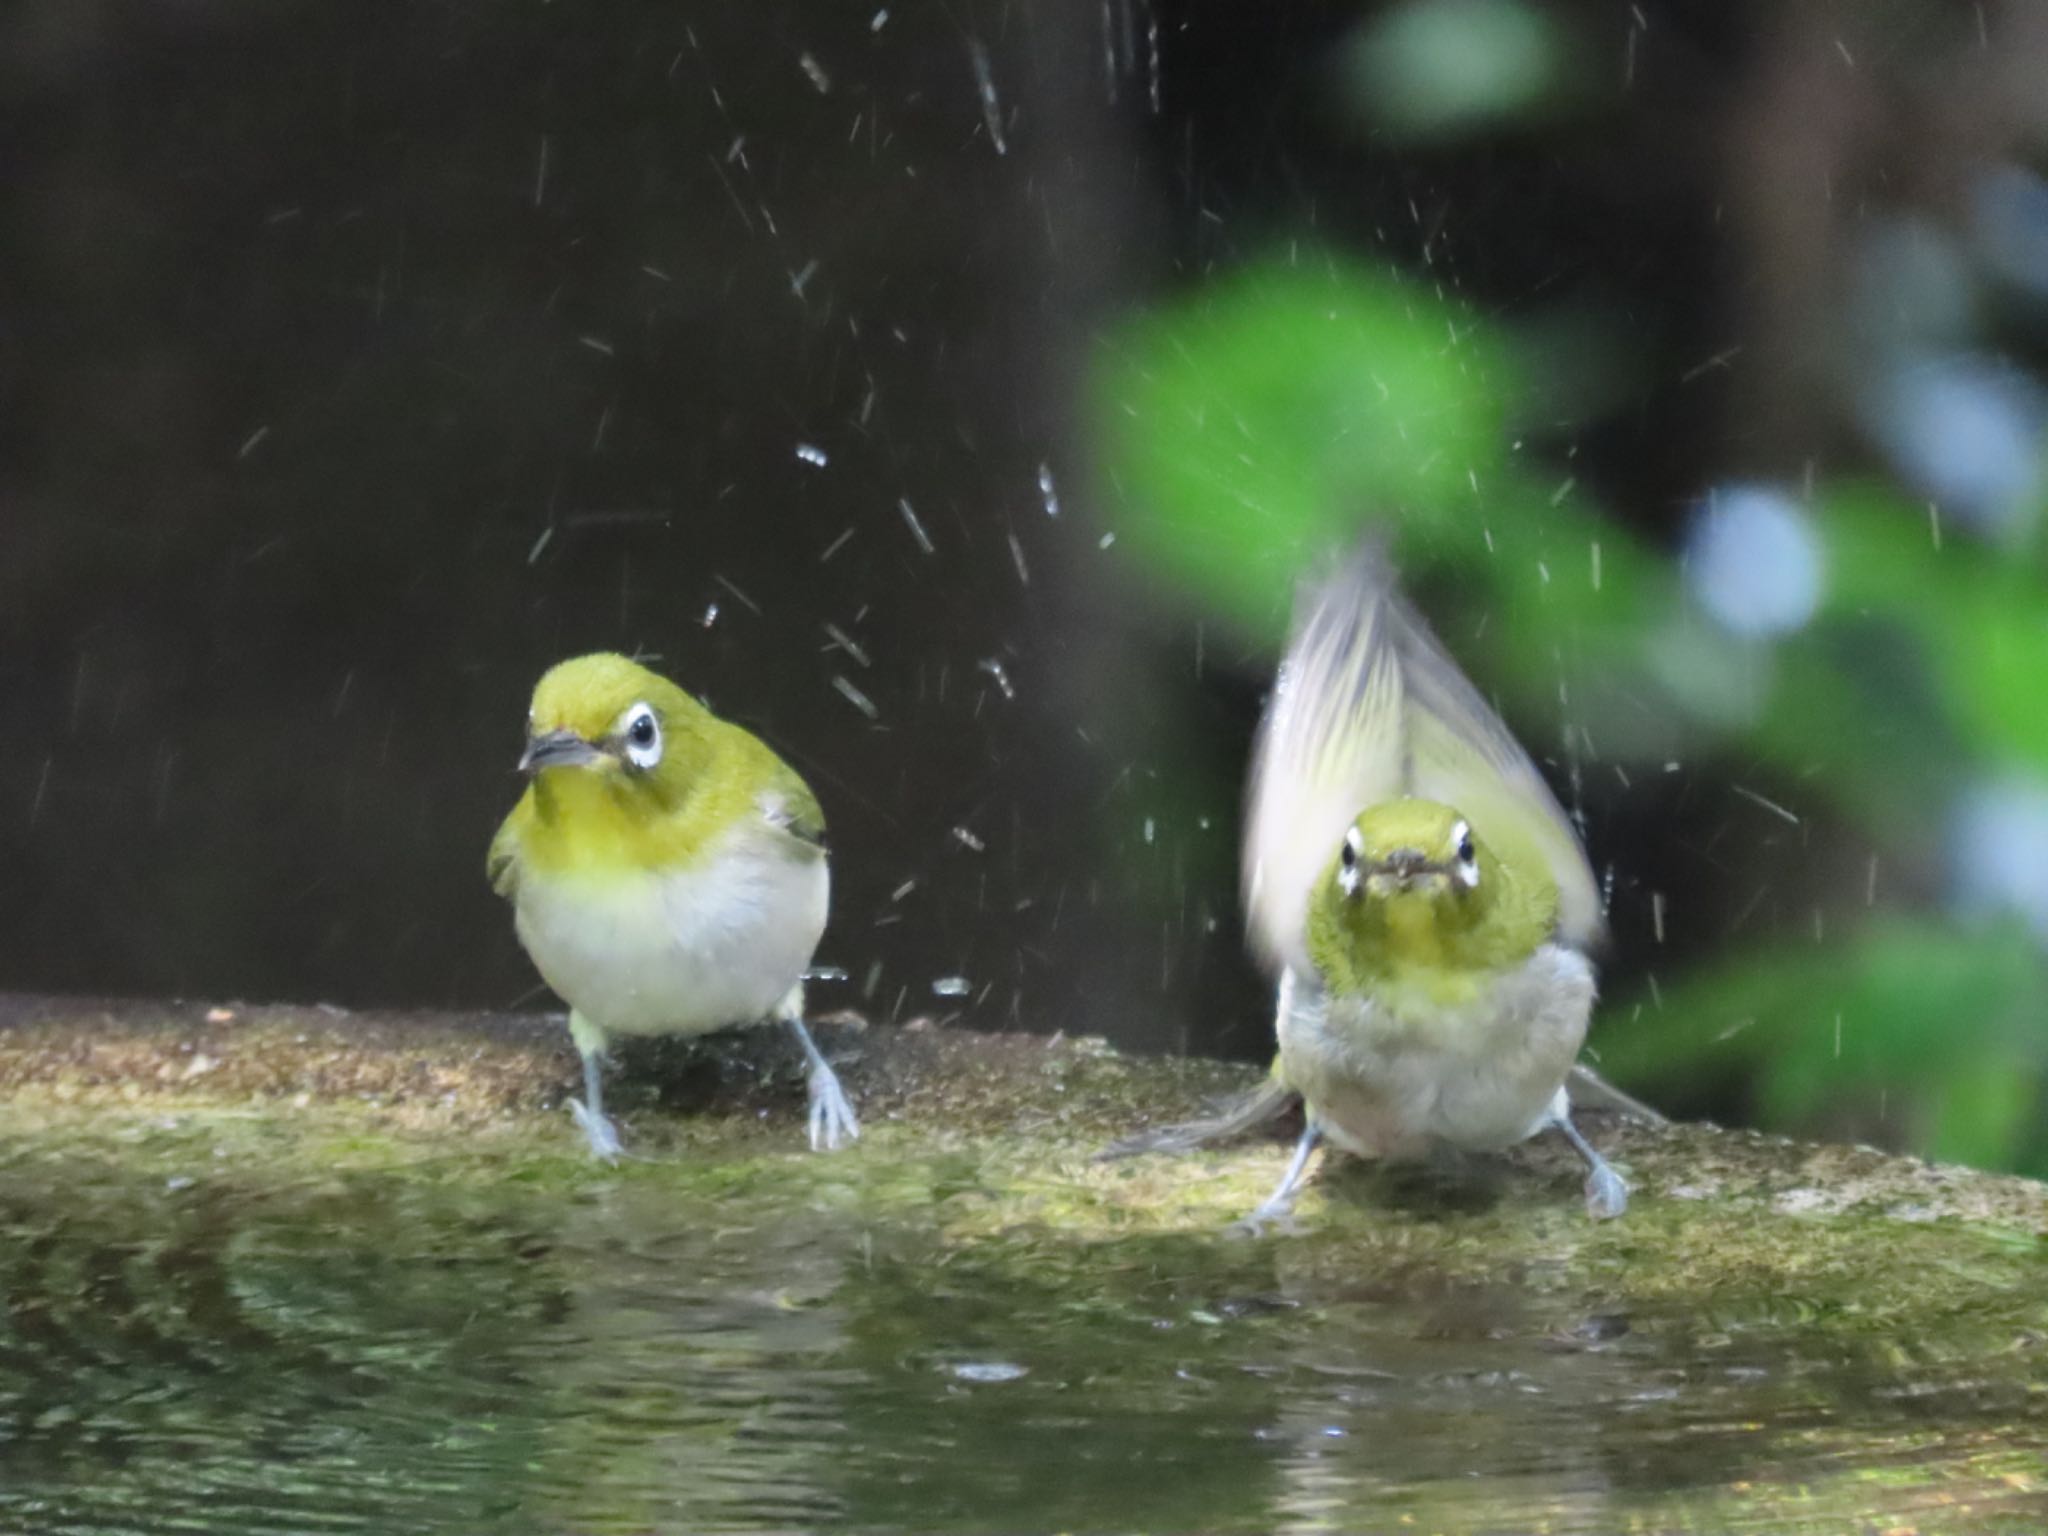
[2,1115,2044,1534]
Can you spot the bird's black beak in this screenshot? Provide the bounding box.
[519,729,605,774]
[1373,847,1439,884]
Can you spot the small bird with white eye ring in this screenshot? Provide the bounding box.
[1105,547,1629,1226]
[488,652,858,1159]
[1236,550,1628,1224]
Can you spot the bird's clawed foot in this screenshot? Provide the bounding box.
[785,1012,860,1151]
[569,1097,624,1163]
[1582,1159,1629,1221]
[1227,1123,1321,1236]
[1227,1192,1304,1239]
[1553,1107,1628,1220]
[806,1061,860,1152]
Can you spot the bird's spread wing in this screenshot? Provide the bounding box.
[1242,545,1601,974]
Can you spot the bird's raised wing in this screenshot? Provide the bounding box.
[1242,545,1601,974]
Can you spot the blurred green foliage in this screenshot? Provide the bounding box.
[1596,920,2048,1173]
[1092,255,2048,1176]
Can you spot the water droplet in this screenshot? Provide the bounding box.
[947,1361,1027,1383]
[977,658,1016,699]
[967,39,1006,155]
[898,498,935,554]
[832,676,879,720]
[1036,462,1060,517]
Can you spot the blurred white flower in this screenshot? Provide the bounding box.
[1682,484,1825,638]
[1948,779,2048,941]
[1858,351,2046,537]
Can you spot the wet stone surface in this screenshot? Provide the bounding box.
[2,994,2045,1534]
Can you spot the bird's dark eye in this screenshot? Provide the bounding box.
[620,701,662,769]
[1458,832,1474,863]
[1340,840,1357,869]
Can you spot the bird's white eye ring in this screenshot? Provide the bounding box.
[621,701,662,770]
[1451,820,1479,887]
[1338,825,1364,896]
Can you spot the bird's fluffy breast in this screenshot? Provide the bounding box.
[512,828,828,1037]
[1276,943,1594,1157]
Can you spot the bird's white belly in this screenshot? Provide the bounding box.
[1276,945,1593,1159]
[514,840,828,1038]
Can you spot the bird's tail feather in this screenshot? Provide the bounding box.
[1567,1062,1665,1124]
[1096,1073,1301,1160]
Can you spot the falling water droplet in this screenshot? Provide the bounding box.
[1037,462,1061,517]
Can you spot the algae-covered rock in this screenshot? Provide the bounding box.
[1,993,2044,1534]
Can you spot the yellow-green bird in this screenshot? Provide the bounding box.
[488,653,858,1159]
[1234,548,1626,1222]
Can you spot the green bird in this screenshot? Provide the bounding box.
[1234,550,1627,1222]
[488,653,858,1159]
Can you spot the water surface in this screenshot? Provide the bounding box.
[3,1109,2044,1534]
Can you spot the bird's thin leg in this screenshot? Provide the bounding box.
[780,992,859,1151]
[1236,1121,1321,1232]
[1553,1106,1627,1219]
[566,1009,623,1163]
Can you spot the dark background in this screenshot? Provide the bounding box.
[7,1,2047,1152]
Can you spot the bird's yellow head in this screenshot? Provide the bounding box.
[1305,797,1555,992]
[519,653,714,802]
[495,652,816,882]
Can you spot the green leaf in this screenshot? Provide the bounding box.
[1599,919,2048,1173]
[1092,257,1516,639]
